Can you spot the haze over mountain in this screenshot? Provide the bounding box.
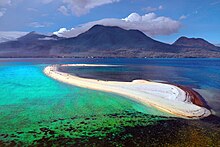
[216,44,220,47]
[0,25,219,58]
[0,31,28,43]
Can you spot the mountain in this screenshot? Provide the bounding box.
[58,25,175,52]
[172,36,220,56]
[17,31,62,41]
[173,36,217,49]
[70,25,170,49]
[0,32,59,57]
[17,31,48,41]
[0,25,220,58]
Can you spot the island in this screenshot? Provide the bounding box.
[44,64,211,119]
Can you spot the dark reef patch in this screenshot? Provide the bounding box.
[0,110,220,146]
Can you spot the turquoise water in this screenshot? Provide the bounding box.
[0,58,219,146]
[0,62,169,145]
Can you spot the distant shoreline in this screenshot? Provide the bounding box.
[0,56,220,59]
[44,64,211,119]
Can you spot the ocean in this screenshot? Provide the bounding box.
[0,58,219,146]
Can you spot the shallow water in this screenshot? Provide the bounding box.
[0,58,220,146]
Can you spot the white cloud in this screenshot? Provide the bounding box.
[38,37,57,41]
[61,0,120,16]
[53,12,181,38]
[0,31,28,43]
[0,0,11,6]
[41,0,54,4]
[0,0,10,19]
[0,8,7,17]
[54,28,68,36]
[179,15,187,20]
[210,1,220,5]
[142,5,163,12]
[27,8,38,12]
[0,12,3,17]
[28,22,53,28]
[58,5,69,15]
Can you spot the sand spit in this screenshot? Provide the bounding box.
[44,64,211,119]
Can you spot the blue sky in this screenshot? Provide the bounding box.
[0,0,220,44]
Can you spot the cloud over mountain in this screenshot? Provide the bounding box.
[54,12,181,38]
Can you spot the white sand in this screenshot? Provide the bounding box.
[44,64,211,119]
[62,64,121,67]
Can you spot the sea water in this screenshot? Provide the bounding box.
[0,58,219,146]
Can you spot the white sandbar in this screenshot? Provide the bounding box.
[44,64,211,119]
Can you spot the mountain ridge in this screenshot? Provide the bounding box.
[173,36,217,49]
[0,25,219,58]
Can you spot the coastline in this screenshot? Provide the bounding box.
[44,64,211,119]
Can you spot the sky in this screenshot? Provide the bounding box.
[0,0,220,44]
